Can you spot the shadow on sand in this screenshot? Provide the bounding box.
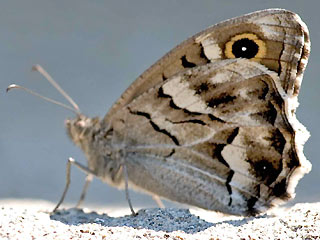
[50,207,270,234]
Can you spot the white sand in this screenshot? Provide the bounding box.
[0,199,319,239]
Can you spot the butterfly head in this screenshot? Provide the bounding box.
[65,114,101,149]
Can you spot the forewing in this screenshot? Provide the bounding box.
[104,9,310,123]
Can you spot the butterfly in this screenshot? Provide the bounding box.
[8,8,311,216]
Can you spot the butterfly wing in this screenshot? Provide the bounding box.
[104,9,310,123]
[109,58,310,215]
[104,9,311,215]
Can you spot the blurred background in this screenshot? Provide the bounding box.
[0,0,319,210]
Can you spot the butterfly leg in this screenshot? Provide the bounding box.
[122,163,137,216]
[53,157,95,212]
[152,195,165,208]
[75,174,93,208]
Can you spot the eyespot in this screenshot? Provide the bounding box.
[224,33,266,61]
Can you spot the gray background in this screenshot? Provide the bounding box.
[1,0,319,209]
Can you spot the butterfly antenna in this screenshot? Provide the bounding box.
[7,84,80,115]
[32,64,81,113]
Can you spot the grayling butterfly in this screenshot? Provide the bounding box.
[8,8,311,216]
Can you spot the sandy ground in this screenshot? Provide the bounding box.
[0,199,319,239]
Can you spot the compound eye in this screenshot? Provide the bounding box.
[225,33,266,61]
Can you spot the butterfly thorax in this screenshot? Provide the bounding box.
[66,115,124,187]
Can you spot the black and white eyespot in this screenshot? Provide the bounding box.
[224,33,267,61]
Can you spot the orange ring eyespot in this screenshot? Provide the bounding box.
[225,33,266,62]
